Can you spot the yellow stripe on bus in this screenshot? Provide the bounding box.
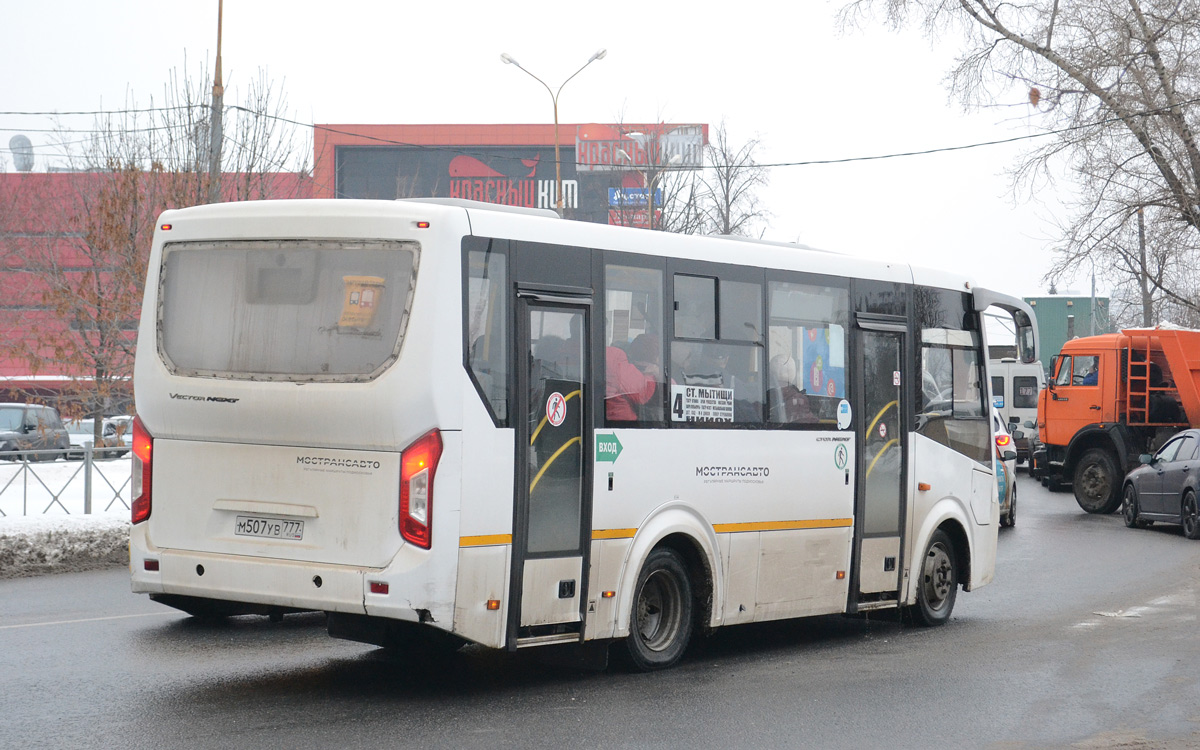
[462,520,851,547]
[592,528,637,540]
[459,534,513,547]
[713,518,853,533]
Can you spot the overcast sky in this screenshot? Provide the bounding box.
[2,1,1092,303]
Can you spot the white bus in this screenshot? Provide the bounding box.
[129,198,1037,670]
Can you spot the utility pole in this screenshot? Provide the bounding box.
[1137,206,1152,326]
[207,0,224,205]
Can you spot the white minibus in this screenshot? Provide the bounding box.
[130,198,1037,669]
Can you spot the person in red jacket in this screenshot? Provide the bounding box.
[606,345,658,421]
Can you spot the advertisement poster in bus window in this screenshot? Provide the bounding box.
[800,326,845,398]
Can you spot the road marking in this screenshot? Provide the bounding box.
[0,611,177,630]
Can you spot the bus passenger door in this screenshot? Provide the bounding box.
[851,326,907,610]
[510,293,592,647]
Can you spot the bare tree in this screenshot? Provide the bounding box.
[2,61,310,441]
[696,121,770,237]
[841,0,1200,324]
[605,118,770,237]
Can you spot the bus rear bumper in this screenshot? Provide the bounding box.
[130,525,446,625]
[132,546,373,615]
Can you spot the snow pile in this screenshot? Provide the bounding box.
[0,457,132,578]
[0,512,130,578]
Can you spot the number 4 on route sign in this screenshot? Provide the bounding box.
[596,433,623,463]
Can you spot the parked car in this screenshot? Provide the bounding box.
[64,416,132,460]
[103,416,132,457]
[1122,427,1200,538]
[0,403,70,461]
[994,408,1018,527]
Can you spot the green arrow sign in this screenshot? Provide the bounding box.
[595,433,623,463]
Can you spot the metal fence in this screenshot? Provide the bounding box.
[0,446,131,517]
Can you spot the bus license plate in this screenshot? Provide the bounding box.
[234,515,304,541]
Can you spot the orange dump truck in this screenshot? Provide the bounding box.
[1030,329,1200,513]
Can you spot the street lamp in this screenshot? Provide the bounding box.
[616,147,682,230]
[500,48,607,217]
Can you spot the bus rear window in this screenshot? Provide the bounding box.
[159,240,418,381]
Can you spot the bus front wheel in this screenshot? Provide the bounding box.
[910,529,957,627]
[623,547,693,671]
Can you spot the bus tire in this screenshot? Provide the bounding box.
[910,529,957,627]
[623,547,693,671]
[1183,490,1200,540]
[1073,448,1121,514]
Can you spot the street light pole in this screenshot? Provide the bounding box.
[500,49,607,217]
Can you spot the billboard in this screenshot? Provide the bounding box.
[575,123,705,173]
[324,123,708,227]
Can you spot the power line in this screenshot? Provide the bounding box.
[0,106,201,117]
[4,95,1198,172]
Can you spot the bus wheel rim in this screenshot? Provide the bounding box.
[922,543,953,608]
[637,570,682,651]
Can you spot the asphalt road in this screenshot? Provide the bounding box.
[3,476,1200,750]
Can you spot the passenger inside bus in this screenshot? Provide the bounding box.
[606,346,657,421]
[627,333,665,421]
[768,354,815,424]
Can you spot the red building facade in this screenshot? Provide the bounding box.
[0,171,310,411]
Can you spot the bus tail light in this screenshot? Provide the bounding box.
[131,416,153,524]
[995,433,1012,449]
[400,429,442,549]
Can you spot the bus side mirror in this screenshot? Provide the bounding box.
[1014,310,1037,364]
[1002,450,1017,462]
[1011,430,1024,440]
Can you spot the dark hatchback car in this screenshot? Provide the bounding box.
[0,403,70,461]
[1123,428,1200,539]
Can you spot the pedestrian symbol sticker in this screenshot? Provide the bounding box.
[546,392,567,427]
[834,444,848,470]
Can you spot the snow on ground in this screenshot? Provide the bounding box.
[0,457,132,578]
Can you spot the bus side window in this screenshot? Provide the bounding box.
[766,279,848,426]
[466,241,509,425]
[605,263,665,425]
[915,287,989,464]
[669,273,764,425]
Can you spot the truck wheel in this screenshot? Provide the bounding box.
[1074,448,1121,514]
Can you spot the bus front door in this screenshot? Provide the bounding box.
[851,327,907,610]
[510,295,592,646]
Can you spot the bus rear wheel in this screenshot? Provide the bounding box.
[910,529,957,627]
[623,547,693,671]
